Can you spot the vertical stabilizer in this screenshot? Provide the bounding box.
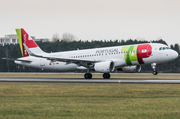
[16,28,45,57]
[16,28,29,57]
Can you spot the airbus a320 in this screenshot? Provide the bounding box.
[4,28,178,79]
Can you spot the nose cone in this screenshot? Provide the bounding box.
[171,50,178,60]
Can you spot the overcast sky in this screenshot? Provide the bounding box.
[0,0,180,45]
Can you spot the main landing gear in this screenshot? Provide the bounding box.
[151,63,158,75]
[84,73,92,79]
[84,73,111,79]
[103,73,111,79]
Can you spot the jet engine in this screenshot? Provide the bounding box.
[118,65,141,73]
[94,61,115,73]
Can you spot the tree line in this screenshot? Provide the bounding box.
[0,39,179,73]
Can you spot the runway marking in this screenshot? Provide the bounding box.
[0,77,180,84]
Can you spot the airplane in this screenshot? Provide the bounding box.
[4,28,179,79]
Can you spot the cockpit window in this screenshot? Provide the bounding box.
[159,47,171,50]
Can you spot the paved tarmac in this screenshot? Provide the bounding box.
[0,77,180,84]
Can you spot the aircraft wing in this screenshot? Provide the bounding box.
[23,44,101,66]
[47,57,98,63]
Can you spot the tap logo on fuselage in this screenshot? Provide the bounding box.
[121,44,152,65]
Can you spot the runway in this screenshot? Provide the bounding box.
[0,77,180,84]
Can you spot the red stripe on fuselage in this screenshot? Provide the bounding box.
[137,44,152,64]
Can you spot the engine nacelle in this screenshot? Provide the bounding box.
[120,65,141,73]
[94,61,115,73]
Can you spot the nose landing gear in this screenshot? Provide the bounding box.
[153,71,158,75]
[151,63,158,75]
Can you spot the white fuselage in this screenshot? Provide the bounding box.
[15,43,178,71]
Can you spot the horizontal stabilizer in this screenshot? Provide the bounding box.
[2,58,17,61]
[16,59,32,63]
[2,57,32,63]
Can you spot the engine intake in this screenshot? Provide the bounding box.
[94,61,115,73]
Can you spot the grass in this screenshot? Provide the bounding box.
[0,83,180,119]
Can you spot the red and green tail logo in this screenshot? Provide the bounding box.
[16,28,38,57]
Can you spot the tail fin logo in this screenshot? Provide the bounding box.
[21,29,38,48]
[23,34,28,56]
[16,28,38,57]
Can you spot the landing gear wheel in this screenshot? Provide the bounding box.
[84,73,92,79]
[103,73,110,79]
[151,63,158,75]
[153,71,158,75]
